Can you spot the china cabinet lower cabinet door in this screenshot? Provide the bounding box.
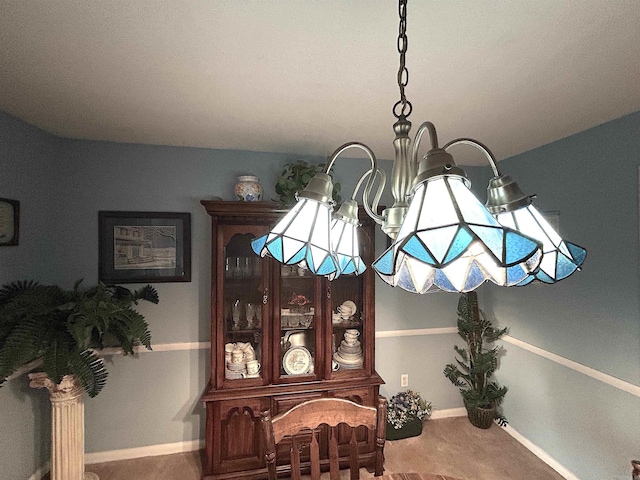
[205,397,270,478]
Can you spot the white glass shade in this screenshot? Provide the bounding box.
[251,197,339,276]
[373,176,543,292]
[495,204,586,284]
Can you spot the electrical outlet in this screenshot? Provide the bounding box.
[400,373,408,387]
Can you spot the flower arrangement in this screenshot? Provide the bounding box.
[288,293,311,314]
[288,293,310,306]
[387,389,432,430]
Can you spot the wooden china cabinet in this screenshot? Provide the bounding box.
[200,201,384,480]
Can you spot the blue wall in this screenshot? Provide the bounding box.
[2,108,639,479]
[0,113,58,480]
[0,110,475,478]
[489,111,640,479]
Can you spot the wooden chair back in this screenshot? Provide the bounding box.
[260,396,387,479]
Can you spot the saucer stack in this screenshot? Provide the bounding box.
[333,339,363,369]
[225,362,246,380]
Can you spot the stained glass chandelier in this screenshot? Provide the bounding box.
[252,0,585,292]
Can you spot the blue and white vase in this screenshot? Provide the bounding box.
[235,175,263,202]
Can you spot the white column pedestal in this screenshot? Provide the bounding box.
[29,373,99,480]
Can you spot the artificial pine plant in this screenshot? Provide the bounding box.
[443,291,508,426]
[0,279,158,397]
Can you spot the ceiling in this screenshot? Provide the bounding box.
[1,1,640,166]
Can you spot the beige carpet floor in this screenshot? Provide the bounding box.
[84,417,566,480]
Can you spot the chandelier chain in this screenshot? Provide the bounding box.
[394,0,412,119]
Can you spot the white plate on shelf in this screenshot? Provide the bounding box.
[282,346,312,375]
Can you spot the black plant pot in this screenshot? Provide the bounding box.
[386,418,423,440]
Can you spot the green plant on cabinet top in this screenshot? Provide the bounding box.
[275,160,341,207]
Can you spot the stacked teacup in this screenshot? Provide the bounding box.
[225,343,245,379]
[333,329,363,369]
[225,342,260,379]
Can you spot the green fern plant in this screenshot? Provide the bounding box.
[443,291,508,426]
[0,279,158,397]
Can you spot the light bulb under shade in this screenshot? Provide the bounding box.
[495,204,586,285]
[373,176,543,293]
[251,197,339,276]
[330,216,366,277]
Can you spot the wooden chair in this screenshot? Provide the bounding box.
[260,396,387,479]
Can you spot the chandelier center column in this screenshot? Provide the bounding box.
[383,117,414,238]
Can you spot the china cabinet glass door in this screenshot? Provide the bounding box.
[223,233,266,384]
[330,273,365,374]
[276,263,321,382]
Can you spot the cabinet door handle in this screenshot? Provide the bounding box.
[326,287,331,300]
[262,288,269,304]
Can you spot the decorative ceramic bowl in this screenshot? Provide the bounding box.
[235,175,263,202]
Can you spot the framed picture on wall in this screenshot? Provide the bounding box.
[99,211,191,283]
[0,198,19,246]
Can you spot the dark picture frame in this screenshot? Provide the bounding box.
[99,211,191,283]
[0,198,20,246]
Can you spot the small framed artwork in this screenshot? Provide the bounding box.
[99,211,191,283]
[0,198,19,246]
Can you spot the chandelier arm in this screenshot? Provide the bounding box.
[410,121,439,168]
[443,138,502,177]
[351,168,387,221]
[323,142,385,225]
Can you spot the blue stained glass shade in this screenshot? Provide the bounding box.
[251,197,338,277]
[372,175,543,293]
[495,204,586,284]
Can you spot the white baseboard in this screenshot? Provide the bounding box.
[504,424,578,480]
[430,407,466,419]
[27,461,50,480]
[85,438,204,465]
